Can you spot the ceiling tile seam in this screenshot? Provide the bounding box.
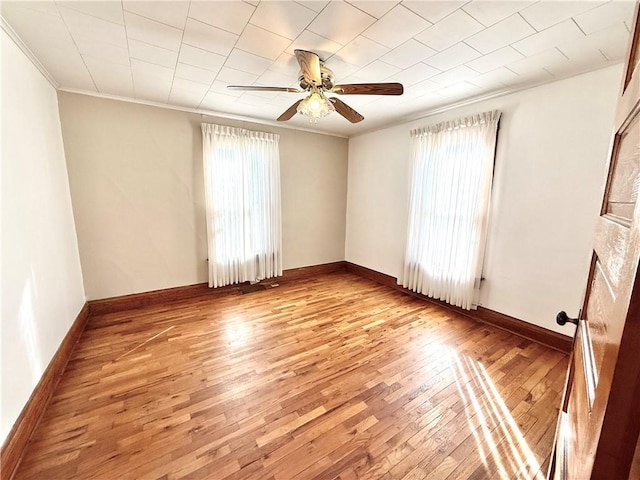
[168,1,192,105]
[332,36,395,76]
[403,0,470,26]
[306,1,376,46]
[0,15,58,89]
[459,5,489,28]
[246,0,318,42]
[570,17,588,37]
[196,2,257,111]
[122,8,183,31]
[57,3,124,27]
[186,12,249,38]
[517,10,540,33]
[555,46,570,61]
[54,2,99,93]
[342,1,384,21]
[121,0,134,98]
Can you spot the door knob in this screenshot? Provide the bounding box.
[557,311,579,326]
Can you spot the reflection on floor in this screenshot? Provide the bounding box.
[14,272,567,479]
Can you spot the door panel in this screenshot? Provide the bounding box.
[605,117,640,221]
[549,3,640,479]
[592,216,630,290]
[583,261,614,378]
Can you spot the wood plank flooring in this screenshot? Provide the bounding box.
[14,272,568,480]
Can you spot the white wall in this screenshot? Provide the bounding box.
[57,93,348,300]
[346,65,622,336]
[1,30,85,444]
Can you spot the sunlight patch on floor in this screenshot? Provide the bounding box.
[451,351,544,480]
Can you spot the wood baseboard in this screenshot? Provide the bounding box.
[1,302,90,480]
[276,261,346,283]
[344,261,572,354]
[89,262,347,316]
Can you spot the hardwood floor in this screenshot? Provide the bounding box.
[14,272,568,480]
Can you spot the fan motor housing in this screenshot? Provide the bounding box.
[299,62,335,91]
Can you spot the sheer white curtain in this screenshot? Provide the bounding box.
[202,123,282,288]
[402,110,501,310]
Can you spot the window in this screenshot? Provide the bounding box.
[402,111,501,309]
[202,124,282,288]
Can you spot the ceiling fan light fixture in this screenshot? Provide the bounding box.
[297,90,334,120]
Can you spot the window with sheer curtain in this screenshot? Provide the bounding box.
[401,111,501,310]
[201,123,282,288]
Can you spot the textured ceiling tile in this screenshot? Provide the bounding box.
[59,6,127,49]
[307,1,376,45]
[506,48,568,76]
[236,25,292,61]
[169,87,206,108]
[512,20,584,57]
[75,36,130,66]
[178,45,226,73]
[209,80,243,97]
[174,62,218,85]
[468,66,521,88]
[436,81,480,98]
[250,1,318,40]
[83,56,133,96]
[423,42,482,71]
[346,1,399,19]
[334,35,390,67]
[58,1,124,25]
[519,1,605,31]
[172,77,210,94]
[295,1,330,13]
[122,1,188,29]
[462,1,535,27]
[324,56,362,80]
[225,49,273,76]
[269,52,302,76]
[429,65,479,85]
[573,1,637,35]
[466,46,524,73]
[287,30,343,60]
[415,9,484,52]
[216,66,259,85]
[361,5,431,49]
[387,62,440,86]
[354,59,401,80]
[200,91,238,111]
[380,39,436,69]
[465,14,536,54]
[131,58,173,101]
[124,12,182,52]
[188,1,255,35]
[256,69,297,87]
[128,39,177,69]
[45,55,97,91]
[182,18,238,56]
[558,23,630,63]
[402,1,466,23]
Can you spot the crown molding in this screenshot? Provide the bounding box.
[1,15,58,89]
[57,88,349,139]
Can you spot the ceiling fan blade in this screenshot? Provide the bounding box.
[277,99,303,121]
[329,98,364,123]
[227,85,301,93]
[294,49,321,86]
[332,83,404,95]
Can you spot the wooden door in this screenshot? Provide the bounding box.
[548,3,640,479]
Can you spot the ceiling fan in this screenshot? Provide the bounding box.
[227,49,404,124]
